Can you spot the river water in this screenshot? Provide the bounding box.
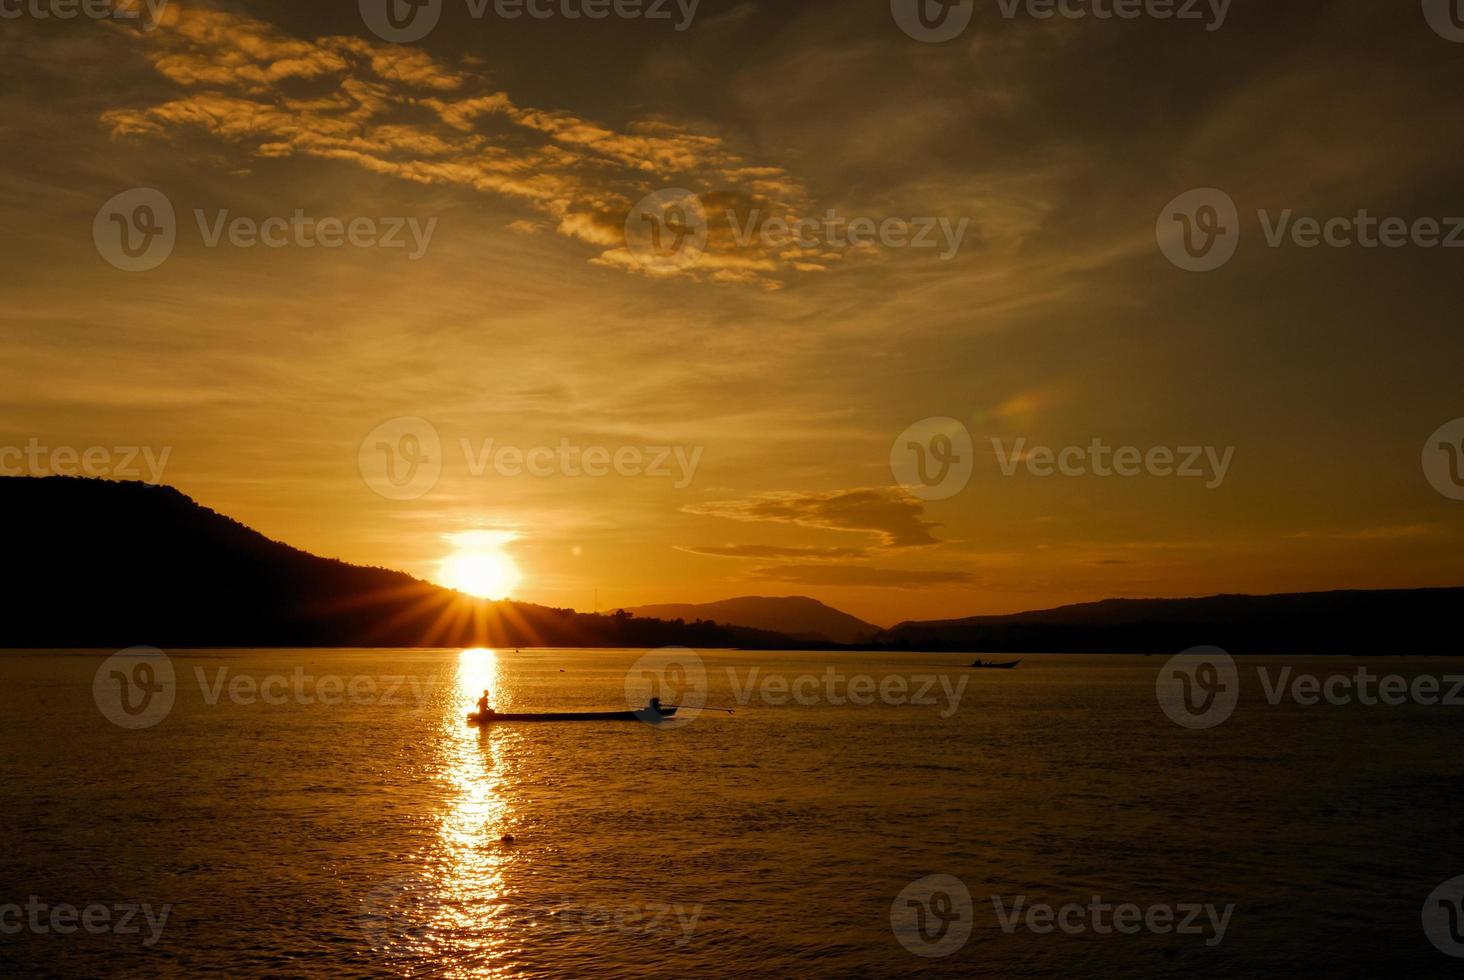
[2,648,1461,977]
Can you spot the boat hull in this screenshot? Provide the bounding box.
[467,707,679,724]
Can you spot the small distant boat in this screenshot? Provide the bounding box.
[467,705,679,724]
[969,658,1021,669]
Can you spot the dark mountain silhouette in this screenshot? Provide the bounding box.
[622,596,882,644]
[6,477,1457,654]
[0,477,801,649]
[876,590,1464,654]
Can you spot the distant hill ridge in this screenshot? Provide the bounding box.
[4,477,1457,654]
[0,477,800,649]
[621,596,882,644]
[878,590,1464,654]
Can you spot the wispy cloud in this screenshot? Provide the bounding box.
[1289,524,1437,542]
[676,544,871,561]
[684,487,942,548]
[748,564,976,589]
[95,4,859,285]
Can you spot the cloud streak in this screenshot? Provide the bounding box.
[97,3,855,285]
[676,544,871,561]
[748,564,976,589]
[684,487,943,548]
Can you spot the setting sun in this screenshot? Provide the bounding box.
[439,531,522,599]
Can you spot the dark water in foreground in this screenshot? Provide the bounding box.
[2,649,1463,978]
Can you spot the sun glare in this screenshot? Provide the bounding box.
[440,531,523,599]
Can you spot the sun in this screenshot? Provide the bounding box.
[439,530,523,599]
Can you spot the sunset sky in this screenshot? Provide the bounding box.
[2,0,1462,625]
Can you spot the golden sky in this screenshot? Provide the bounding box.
[2,0,1462,625]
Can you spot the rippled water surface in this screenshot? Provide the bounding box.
[3,649,1463,977]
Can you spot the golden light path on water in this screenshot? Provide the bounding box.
[384,648,520,975]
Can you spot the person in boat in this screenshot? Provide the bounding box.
[649,696,662,714]
[476,689,491,717]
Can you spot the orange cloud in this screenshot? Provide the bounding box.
[99,4,846,285]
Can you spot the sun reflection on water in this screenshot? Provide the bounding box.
[436,649,511,956]
[373,648,521,974]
